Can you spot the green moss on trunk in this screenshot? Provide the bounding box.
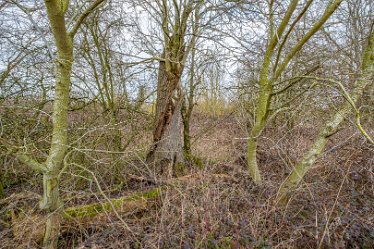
[276,27,373,205]
[63,188,161,219]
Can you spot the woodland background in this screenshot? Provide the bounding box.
[0,0,373,248]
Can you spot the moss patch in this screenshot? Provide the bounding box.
[63,188,161,219]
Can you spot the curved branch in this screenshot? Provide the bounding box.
[290,75,374,144]
[69,0,106,38]
[0,138,47,172]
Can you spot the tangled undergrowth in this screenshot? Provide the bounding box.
[0,111,373,249]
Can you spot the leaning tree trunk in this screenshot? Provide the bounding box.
[276,27,374,205]
[147,57,184,177]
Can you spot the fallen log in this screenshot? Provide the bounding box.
[63,188,161,219]
[62,173,236,219]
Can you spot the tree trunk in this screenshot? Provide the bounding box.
[181,99,192,157]
[247,0,342,185]
[247,74,272,185]
[41,42,72,249]
[181,29,198,159]
[42,213,61,249]
[42,1,74,247]
[147,57,184,177]
[275,105,349,204]
[247,119,266,185]
[246,0,298,184]
[40,53,72,210]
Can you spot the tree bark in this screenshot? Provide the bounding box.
[42,1,74,247]
[246,0,299,185]
[181,99,192,156]
[42,0,105,247]
[147,56,184,176]
[146,0,197,177]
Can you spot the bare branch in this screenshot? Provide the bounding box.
[69,0,106,38]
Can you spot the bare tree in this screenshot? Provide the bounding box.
[276,20,374,205]
[246,0,342,184]
[144,0,203,176]
[0,1,107,247]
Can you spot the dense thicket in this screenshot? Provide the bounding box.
[0,0,373,248]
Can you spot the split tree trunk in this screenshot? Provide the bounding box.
[147,56,184,177]
[146,0,197,176]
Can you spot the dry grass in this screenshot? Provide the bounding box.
[0,106,373,249]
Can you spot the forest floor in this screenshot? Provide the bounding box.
[0,110,373,249]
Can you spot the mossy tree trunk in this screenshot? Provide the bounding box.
[147,0,196,176]
[181,6,201,158]
[181,99,192,156]
[42,1,105,248]
[148,55,185,175]
[247,0,299,185]
[276,27,374,204]
[247,0,342,185]
[42,2,73,247]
